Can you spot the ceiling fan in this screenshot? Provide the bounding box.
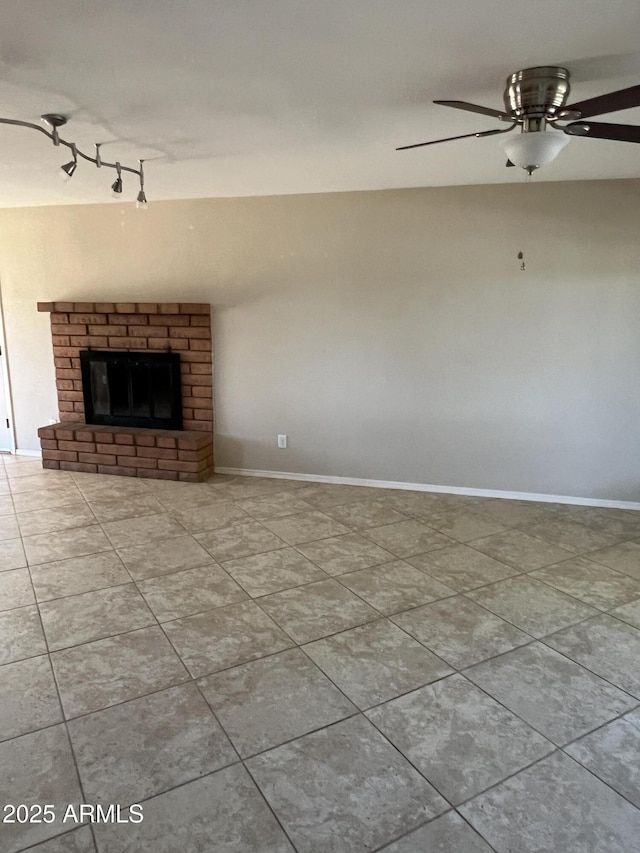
[397,66,640,174]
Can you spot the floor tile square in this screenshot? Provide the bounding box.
[363,519,454,558]
[167,500,248,533]
[460,751,640,853]
[246,715,447,853]
[0,566,35,610]
[304,619,452,709]
[292,483,371,508]
[199,648,356,756]
[544,614,640,698]
[68,682,236,805]
[467,576,599,638]
[29,551,130,602]
[367,673,552,805]
[611,598,640,628]
[236,491,317,520]
[10,485,84,513]
[521,517,627,554]
[0,725,84,853]
[589,540,640,580]
[162,599,293,677]
[566,507,640,539]
[262,510,351,544]
[408,544,518,591]
[195,518,286,561]
[259,578,379,643]
[479,498,551,527]
[392,595,530,668]
[9,472,73,494]
[465,642,636,745]
[379,811,494,852]
[469,528,573,571]
[138,563,248,620]
[23,827,95,852]
[531,556,640,610]
[0,538,26,571]
[0,513,20,540]
[0,604,47,664]
[87,492,165,523]
[0,655,62,741]
[323,500,409,530]
[566,708,640,808]
[102,513,186,548]
[222,547,328,596]
[16,503,96,537]
[23,525,112,566]
[93,765,294,852]
[51,626,189,717]
[418,508,508,543]
[117,534,213,580]
[338,559,455,615]
[39,583,155,650]
[296,533,394,575]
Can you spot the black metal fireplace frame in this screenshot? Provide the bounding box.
[80,349,183,430]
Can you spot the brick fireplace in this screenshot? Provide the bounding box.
[36,301,214,482]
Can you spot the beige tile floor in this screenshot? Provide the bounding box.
[1,456,640,852]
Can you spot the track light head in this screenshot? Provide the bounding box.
[111,162,123,196]
[136,190,148,209]
[60,160,77,181]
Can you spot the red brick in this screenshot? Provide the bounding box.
[114,434,135,445]
[58,439,94,452]
[71,314,106,325]
[37,302,54,313]
[189,339,212,351]
[150,314,188,326]
[177,433,212,450]
[190,315,211,327]
[135,446,177,460]
[73,303,94,312]
[59,412,77,421]
[58,390,84,402]
[95,303,115,313]
[46,449,79,462]
[139,468,179,481]
[92,430,114,443]
[42,458,60,469]
[73,402,84,413]
[134,434,155,446]
[169,326,210,340]
[55,368,81,380]
[177,351,211,364]
[75,430,94,442]
[97,464,138,477]
[115,303,137,313]
[187,374,212,388]
[159,303,180,314]
[51,324,80,336]
[138,303,159,314]
[108,337,148,349]
[181,303,210,314]
[192,386,212,398]
[158,459,201,473]
[72,380,83,391]
[56,379,74,391]
[54,302,75,312]
[40,438,58,450]
[156,436,177,449]
[108,443,136,456]
[54,357,72,369]
[59,461,98,473]
[189,363,212,375]
[101,324,128,335]
[178,448,210,462]
[78,451,117,465]
[52,335,70,347]
[112,313,149,325]
[124,456,158,469]
[94,442,123,456]
[129,326,168,338]
[58,401,75,412]
[50,313,70,324]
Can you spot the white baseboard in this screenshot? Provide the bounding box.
[213,466,640,511]
[15,449,43,458]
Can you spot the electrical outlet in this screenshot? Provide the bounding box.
[277,434,288,449]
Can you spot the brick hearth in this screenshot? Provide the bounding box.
[36,301,214,482]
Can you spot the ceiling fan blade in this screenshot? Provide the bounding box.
[434,100,507,119]
[563,85,640,118]
[564,121,640,143]
[396,127,510,151]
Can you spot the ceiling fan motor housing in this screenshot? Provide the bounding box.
[504,66,570,118]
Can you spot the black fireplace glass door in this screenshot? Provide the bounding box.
[80,350,183,430]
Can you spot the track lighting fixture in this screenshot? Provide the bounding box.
[111,163,123,196]
[59,143,78,181]
[0,113,149,206]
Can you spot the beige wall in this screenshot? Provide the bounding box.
[0,179,638,500]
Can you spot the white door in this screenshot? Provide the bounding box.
[0,342,13,452]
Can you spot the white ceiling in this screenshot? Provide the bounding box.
[1,0,640,207]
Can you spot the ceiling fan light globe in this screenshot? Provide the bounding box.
[501,130,570,172]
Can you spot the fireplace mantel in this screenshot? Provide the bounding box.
[36,301,214,482]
